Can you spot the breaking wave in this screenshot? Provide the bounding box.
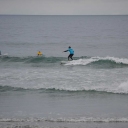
[65,56,128,68]
[1,80,128,94]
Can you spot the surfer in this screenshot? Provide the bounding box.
[37,51,42,56]
[63,46,74,60]
[0,51,1,55]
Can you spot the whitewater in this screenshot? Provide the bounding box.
[0,56,128,95]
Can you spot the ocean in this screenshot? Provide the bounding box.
[0,15,128,128]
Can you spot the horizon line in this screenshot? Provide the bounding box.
[0,14,128,16]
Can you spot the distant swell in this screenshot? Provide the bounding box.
[0,56,66,63]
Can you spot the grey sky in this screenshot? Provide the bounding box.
[0,0,128,15]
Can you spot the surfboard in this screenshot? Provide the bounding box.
[60,60,74,64]
[60,61,68,64]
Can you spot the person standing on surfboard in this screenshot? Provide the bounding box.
[63,46,74,60]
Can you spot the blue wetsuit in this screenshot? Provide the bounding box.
[64,48,74,60]
[68,48,74,54]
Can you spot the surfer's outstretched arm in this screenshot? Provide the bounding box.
[63,50,68,52]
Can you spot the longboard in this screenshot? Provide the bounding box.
[60,60,74,64]
[60,61,68,64]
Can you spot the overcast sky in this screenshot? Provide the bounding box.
[0,0,128,15]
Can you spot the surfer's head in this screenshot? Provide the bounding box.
[69,46,71,48]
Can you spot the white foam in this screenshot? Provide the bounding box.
[65,58,99,65]
[50,117,128,122]
[116,80,128,94]
[1,117,128,123]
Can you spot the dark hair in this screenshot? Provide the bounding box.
[69,46,71,48]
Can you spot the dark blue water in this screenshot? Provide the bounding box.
[0,15,128,128]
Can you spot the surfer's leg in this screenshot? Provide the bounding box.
[68,54,70,60]
[70,54,73,60]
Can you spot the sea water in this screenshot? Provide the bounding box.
[0,15,128,128]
